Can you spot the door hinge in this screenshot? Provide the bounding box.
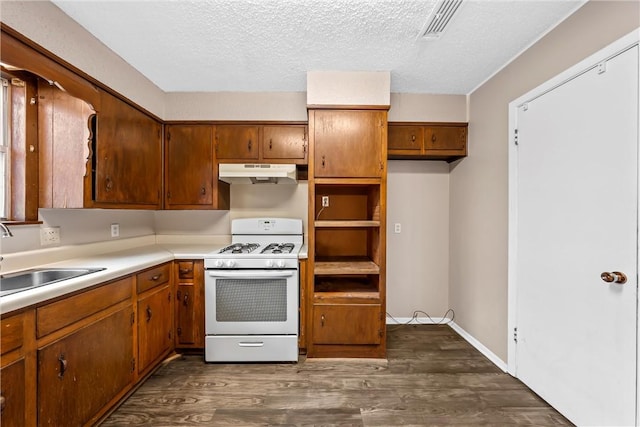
[177,327,182,337]
[130,311,135,325]
[379,329,383,337]
[168,330,172,340]
[513,327,518,343]
[167,131,171,141]
[131,357,136,373]
[514,129,519,146]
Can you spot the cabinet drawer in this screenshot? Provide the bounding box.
[177,261,194,280]
[137,263,170,294]
[1,312,25,356]
[312,304,382,345]
[37,276,132,338]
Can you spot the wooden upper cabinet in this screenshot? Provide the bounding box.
[37,79,93,210]
[388,122,467,162]
[93,90,162,208]
[215,125,259,160]
[388,125,423,155]
[425,125,467,154]
[313,110,385,178]
[262,125,307,162]
[166,125,213,208]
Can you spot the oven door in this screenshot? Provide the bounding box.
[205,269,298,336]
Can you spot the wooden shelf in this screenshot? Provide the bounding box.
[315,220,380,228]
[314,259,379,275]
[314,178,381,185]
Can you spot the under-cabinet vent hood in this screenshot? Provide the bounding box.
[218,163,297,184]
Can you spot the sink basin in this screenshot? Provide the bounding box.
[1,268,106,296]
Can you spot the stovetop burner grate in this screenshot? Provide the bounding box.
[219,243,260,254]
[261,243,295,254]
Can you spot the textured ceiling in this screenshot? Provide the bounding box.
[50,0,585,95]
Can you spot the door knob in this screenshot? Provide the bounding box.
[601,271,627,284]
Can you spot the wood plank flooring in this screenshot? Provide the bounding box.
[100,325,571,426]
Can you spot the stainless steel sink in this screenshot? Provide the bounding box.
[0,268,106,296]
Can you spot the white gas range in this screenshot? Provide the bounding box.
[204,218,303,363]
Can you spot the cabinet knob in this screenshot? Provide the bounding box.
[58,354,68,378]
[151,274,162,281]
[179,268,192,275]
[321,155,326,168]
[431,134,437,142]
[0,395,5,413]
[105,176,113,191]
[411,134,416,142]
[321,314,325,326]
[201,186,206,195]
[183,291,189,307]
[248,139,252,151]
[146,306,152,322]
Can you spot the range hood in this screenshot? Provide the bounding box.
[218,163,297,184]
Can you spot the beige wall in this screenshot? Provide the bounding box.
[450,0,640,362]
[0,1,166,117]
[1,1,458,323]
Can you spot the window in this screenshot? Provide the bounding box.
[0,78,10,220]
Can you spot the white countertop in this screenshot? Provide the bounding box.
[1,238,307,314]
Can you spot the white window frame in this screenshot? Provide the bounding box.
[0,77,10,220]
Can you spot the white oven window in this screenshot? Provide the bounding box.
[216,279,287,322]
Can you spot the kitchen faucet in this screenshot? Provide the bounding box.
[0,222,13,238]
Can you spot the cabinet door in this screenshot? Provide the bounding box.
[262,125,307,162]
[138,285,172,373]
[175,261,204,348]
[215,125,259,160]
[387,125,423,155]
[1,359,25,427]
[424,125,467,155]
[312,304,382,345]
[37,306,134,426]
[94,90,162,207]
[165,125,214,207]
[313,110,384,177]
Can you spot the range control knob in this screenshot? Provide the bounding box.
[277,260,286,268]
[265,260,274,268]
[225,260,236,268]
[214,260,224,268]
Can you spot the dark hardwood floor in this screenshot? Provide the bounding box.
[100,324,571,426]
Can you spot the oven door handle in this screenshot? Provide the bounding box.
[207,270,295,279]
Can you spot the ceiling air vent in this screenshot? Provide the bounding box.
[418,0,464,40]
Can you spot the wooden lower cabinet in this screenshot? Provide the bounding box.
[1,261,177,426]
[137,284,172,374]
[312,304,382,345]
[1,358,26,427]
[174,260,205,349]
[37,305,134,426]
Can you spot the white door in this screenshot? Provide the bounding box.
[513,44,638,426]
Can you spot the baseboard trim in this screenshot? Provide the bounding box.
[448,321,508,372]
[385,316,451,325]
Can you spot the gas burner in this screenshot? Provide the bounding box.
[219,243,260,254]
[261,243,295,254]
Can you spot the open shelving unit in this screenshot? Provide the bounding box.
[306,108,388,358]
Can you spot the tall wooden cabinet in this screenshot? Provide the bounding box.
[306,108,387,358]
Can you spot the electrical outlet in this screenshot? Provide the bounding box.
[110,223,120,238]
[40,227,61,245]
[321,196,329,207]
[394,223,402,233]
